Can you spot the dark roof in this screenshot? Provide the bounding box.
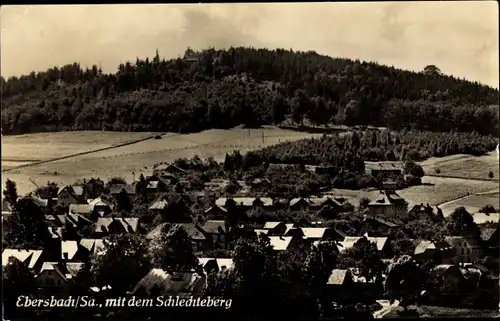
[364,216,399,228]
[198,220,227,234]
[95,218,139,233]
[176,223,206,240]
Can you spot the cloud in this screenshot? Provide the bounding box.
[1,2,498,88]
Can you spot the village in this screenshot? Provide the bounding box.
[2,157,499,319]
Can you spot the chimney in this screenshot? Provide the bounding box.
[62,252,69,262]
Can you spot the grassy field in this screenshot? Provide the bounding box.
[2,131,157,162]
[420,152,499,181]
[2,127,322,195]
[328,176,499,214]
[384,305,499,318]
[439,192,500,217]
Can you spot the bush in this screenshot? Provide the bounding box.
[435,168,441,174]
[488,171,494,178]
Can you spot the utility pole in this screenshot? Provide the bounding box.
[262,131,264,144]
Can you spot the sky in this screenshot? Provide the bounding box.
[0,2,498,88]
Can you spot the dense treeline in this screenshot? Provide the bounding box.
[1,47,498,136]
[254,130,498,165]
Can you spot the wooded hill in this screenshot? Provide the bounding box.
[1,47,498,136]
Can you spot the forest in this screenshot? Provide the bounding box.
[1,47,498,136]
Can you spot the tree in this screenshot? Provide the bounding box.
[404,161,425,178]
[117,188,132,213]
[89,234,151,293]
[149,224,200,271]
[34,181,59,199]
[385,255,425,311]
[3,257,35,318]
[446,207,479,238]
[339,237,385,283]
[3,179,18,206]
[108,177,126,185]
[488,171,494,178]
[3,197,49,249]
[423,65,442,76]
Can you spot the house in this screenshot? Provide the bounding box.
[153,163,186,178]
[408,204,444,220]
[269,236,295,251]
[197,220,230,249]
[57,213,93,230]
[301,227,337,243]
[79,239,105,256]
[48,226,64,239]
[262,222,294,236]
[413,240,454,265]
[57,185,86,207]
[68,204,92,217]
[87,197,114,219]
[35,262,84,292]
[367,190,408,220]
[2,249,44,271]
[365,161,404,180]
[360,216,399,237]
[471,212,500,225]
[308,197,343,211]
[131,269,206,297]
[215,197,273,211]
[198,258,234,274]
[444,236,483,263]
[146,223,209,252]
[2,199,12,218]
[324,269,356,303]
[204,205,228,220]
[109,184,136,200]
[145,175,175,193]
[94,217,141,237]
[149,198,169,213]
[289,198,311,211]
[339,236,391,257]
[84,178,105,199]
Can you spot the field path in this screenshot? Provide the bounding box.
[2,133,168,173]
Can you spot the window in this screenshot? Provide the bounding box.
[56,279,61,285]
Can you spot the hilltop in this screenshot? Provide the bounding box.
[1,47,498,136]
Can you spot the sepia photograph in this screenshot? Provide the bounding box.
[1,1,499,320]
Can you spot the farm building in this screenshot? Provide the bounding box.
[367,190,408,220]
[364,161,404,180]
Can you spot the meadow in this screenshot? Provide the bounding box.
[419,152,499,181]
[2,128,498,214]
[327,176,499,215]
[2,127,322,195]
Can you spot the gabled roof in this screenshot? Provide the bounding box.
[472,213,500,225]
[340,236,388,252]
[414,240,451,255]
[368,190,408,206]
[308,197,340,207]
[131,269,205,296]
[198,258,234,271]
[87,197,114,211]
[263,221,284,229]
[198,220,227,234]
[2,249,43,269]
[79,239,105,254]
[289,198,310,207]
[365,161,404,171]
[327,269,351,285]
[37,262,68,281]
[69,204,92,215]
[301,227,328,239]
[48,226,63,239]
[95,217,140,233]
[154,164,186,173]
[149,199,168,210]
[204,205,227,214]
[58,213,93,228]
[251,178,271,185]
[269,236,293,251]
[363,216,399,228]
[61,241,79,260]
[255,229,269,236]
[445,236,479,248]
[58,185,84,198]
[175,223,206,240]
